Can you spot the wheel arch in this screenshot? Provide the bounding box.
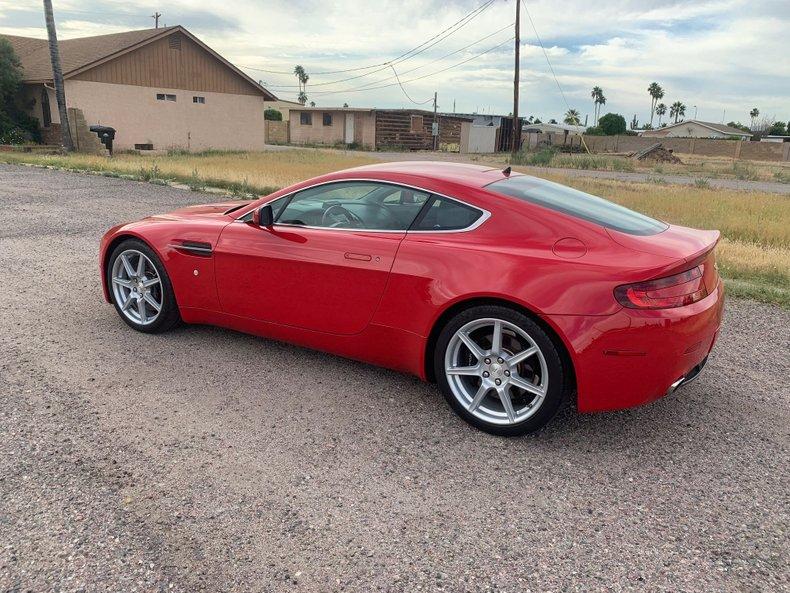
[101,232,162,303]
[423,296,577,396]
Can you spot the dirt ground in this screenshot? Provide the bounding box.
[1,164,788,592]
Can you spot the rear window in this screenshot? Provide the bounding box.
[487,175,668,235]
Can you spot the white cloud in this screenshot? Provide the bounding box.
[0,0,787,122]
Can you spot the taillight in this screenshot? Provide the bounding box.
[614,265,708,309]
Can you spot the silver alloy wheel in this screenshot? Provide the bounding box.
[444,318,548,425]
[110,249,163,326]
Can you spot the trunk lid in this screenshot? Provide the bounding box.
[607,224,721,291]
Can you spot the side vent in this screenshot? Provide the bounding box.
[171,240,212,256]
[168,34,182,50]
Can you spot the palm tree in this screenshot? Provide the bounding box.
[563,109,581,125]
[655,103,667,126]
[590,86,601,125]
[670,101,686,123]
[293,65,310,104]
[750,107,759,130]
[647,82,664,126]
[43,0,73,150]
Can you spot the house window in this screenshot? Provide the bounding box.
[410,115,423,133]
[323,112,333,126]
[193,96,206,104]
[157,93,176,102]
[300,112,312,125]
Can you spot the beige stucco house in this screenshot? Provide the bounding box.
[289,107,376,149]
[5,26,278,151]
[641,120,752,140]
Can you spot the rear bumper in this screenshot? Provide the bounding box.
[547,280,724,413]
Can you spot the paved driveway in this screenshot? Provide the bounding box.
[1,164,788,592]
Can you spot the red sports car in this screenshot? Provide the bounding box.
[100,161,724,435]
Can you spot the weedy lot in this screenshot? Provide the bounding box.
[0,164,788,592]
[2,148,788,306]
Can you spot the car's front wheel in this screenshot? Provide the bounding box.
[107,239,180,333]
[434,305,567,436]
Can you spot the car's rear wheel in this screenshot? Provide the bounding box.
[434,305,566,436]
[107,239,180,333]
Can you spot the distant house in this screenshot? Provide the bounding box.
[523,122,587,136]
[4,26,281,151]
[287,107,472,151]
[375,109,472,150]
[641,120,752,140]
[760,135,790,143]
[289,107,376,149]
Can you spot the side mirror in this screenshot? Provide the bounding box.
[252,204,273,227]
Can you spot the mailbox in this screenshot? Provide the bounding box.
[89,125,116,155]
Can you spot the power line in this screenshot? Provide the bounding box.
[522,1,590,152]
[388,65,434,105]
[241,0,496,82]
[305,35,514,97]
[312,22,516,94]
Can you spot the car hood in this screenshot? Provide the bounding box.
[149,201,250,221]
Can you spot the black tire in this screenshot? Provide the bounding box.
[106,238,180,334]
[434,305,567,436]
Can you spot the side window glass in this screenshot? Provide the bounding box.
[412,197,483,231]
[275,182,427,231]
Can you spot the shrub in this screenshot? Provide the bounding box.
[597,113,627,136]
[511,148,555,166]
[264,108,283,121]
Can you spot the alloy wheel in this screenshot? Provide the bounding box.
[444,318,548,425]
[110,249,163,326]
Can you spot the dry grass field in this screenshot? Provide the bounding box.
[2,148,787,306]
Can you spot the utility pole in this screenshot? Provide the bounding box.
[432,91,438,151]
[511,0,520,154]
[152,11,161,28]
[43,0,73,152]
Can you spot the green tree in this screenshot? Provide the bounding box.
[655,103,667,126]
[749,107,759,130]
[263,108,282,121]
[0,36,39,144]
[597,113,627,135]
[563,108,581,125]
[647,82,664,126]
[767,121,787,135]
[670,101,686,123]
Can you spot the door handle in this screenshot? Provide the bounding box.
[344,252,372,262]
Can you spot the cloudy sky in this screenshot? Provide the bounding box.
[1,0,788,125]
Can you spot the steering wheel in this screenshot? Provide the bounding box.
[322,204,364,228]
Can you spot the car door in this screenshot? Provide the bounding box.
[214,181,430,335]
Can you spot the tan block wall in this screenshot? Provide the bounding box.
[63,80,267,151]
[740,141,786,161]
[530,133,788,162]
[265,120,289,144]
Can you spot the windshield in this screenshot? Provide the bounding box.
[487,175,668,236]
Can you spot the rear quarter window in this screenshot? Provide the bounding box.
[487,175,668,236]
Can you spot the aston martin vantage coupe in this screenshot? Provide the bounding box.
[100,162,724,435]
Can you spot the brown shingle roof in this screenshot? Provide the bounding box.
[1,26,277,100]
[2,27,171,82]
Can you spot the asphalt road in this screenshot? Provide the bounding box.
[1,164,788,593]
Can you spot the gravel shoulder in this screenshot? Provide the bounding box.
[1,164,788,592]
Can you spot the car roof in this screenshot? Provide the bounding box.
[334,161,511,189]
